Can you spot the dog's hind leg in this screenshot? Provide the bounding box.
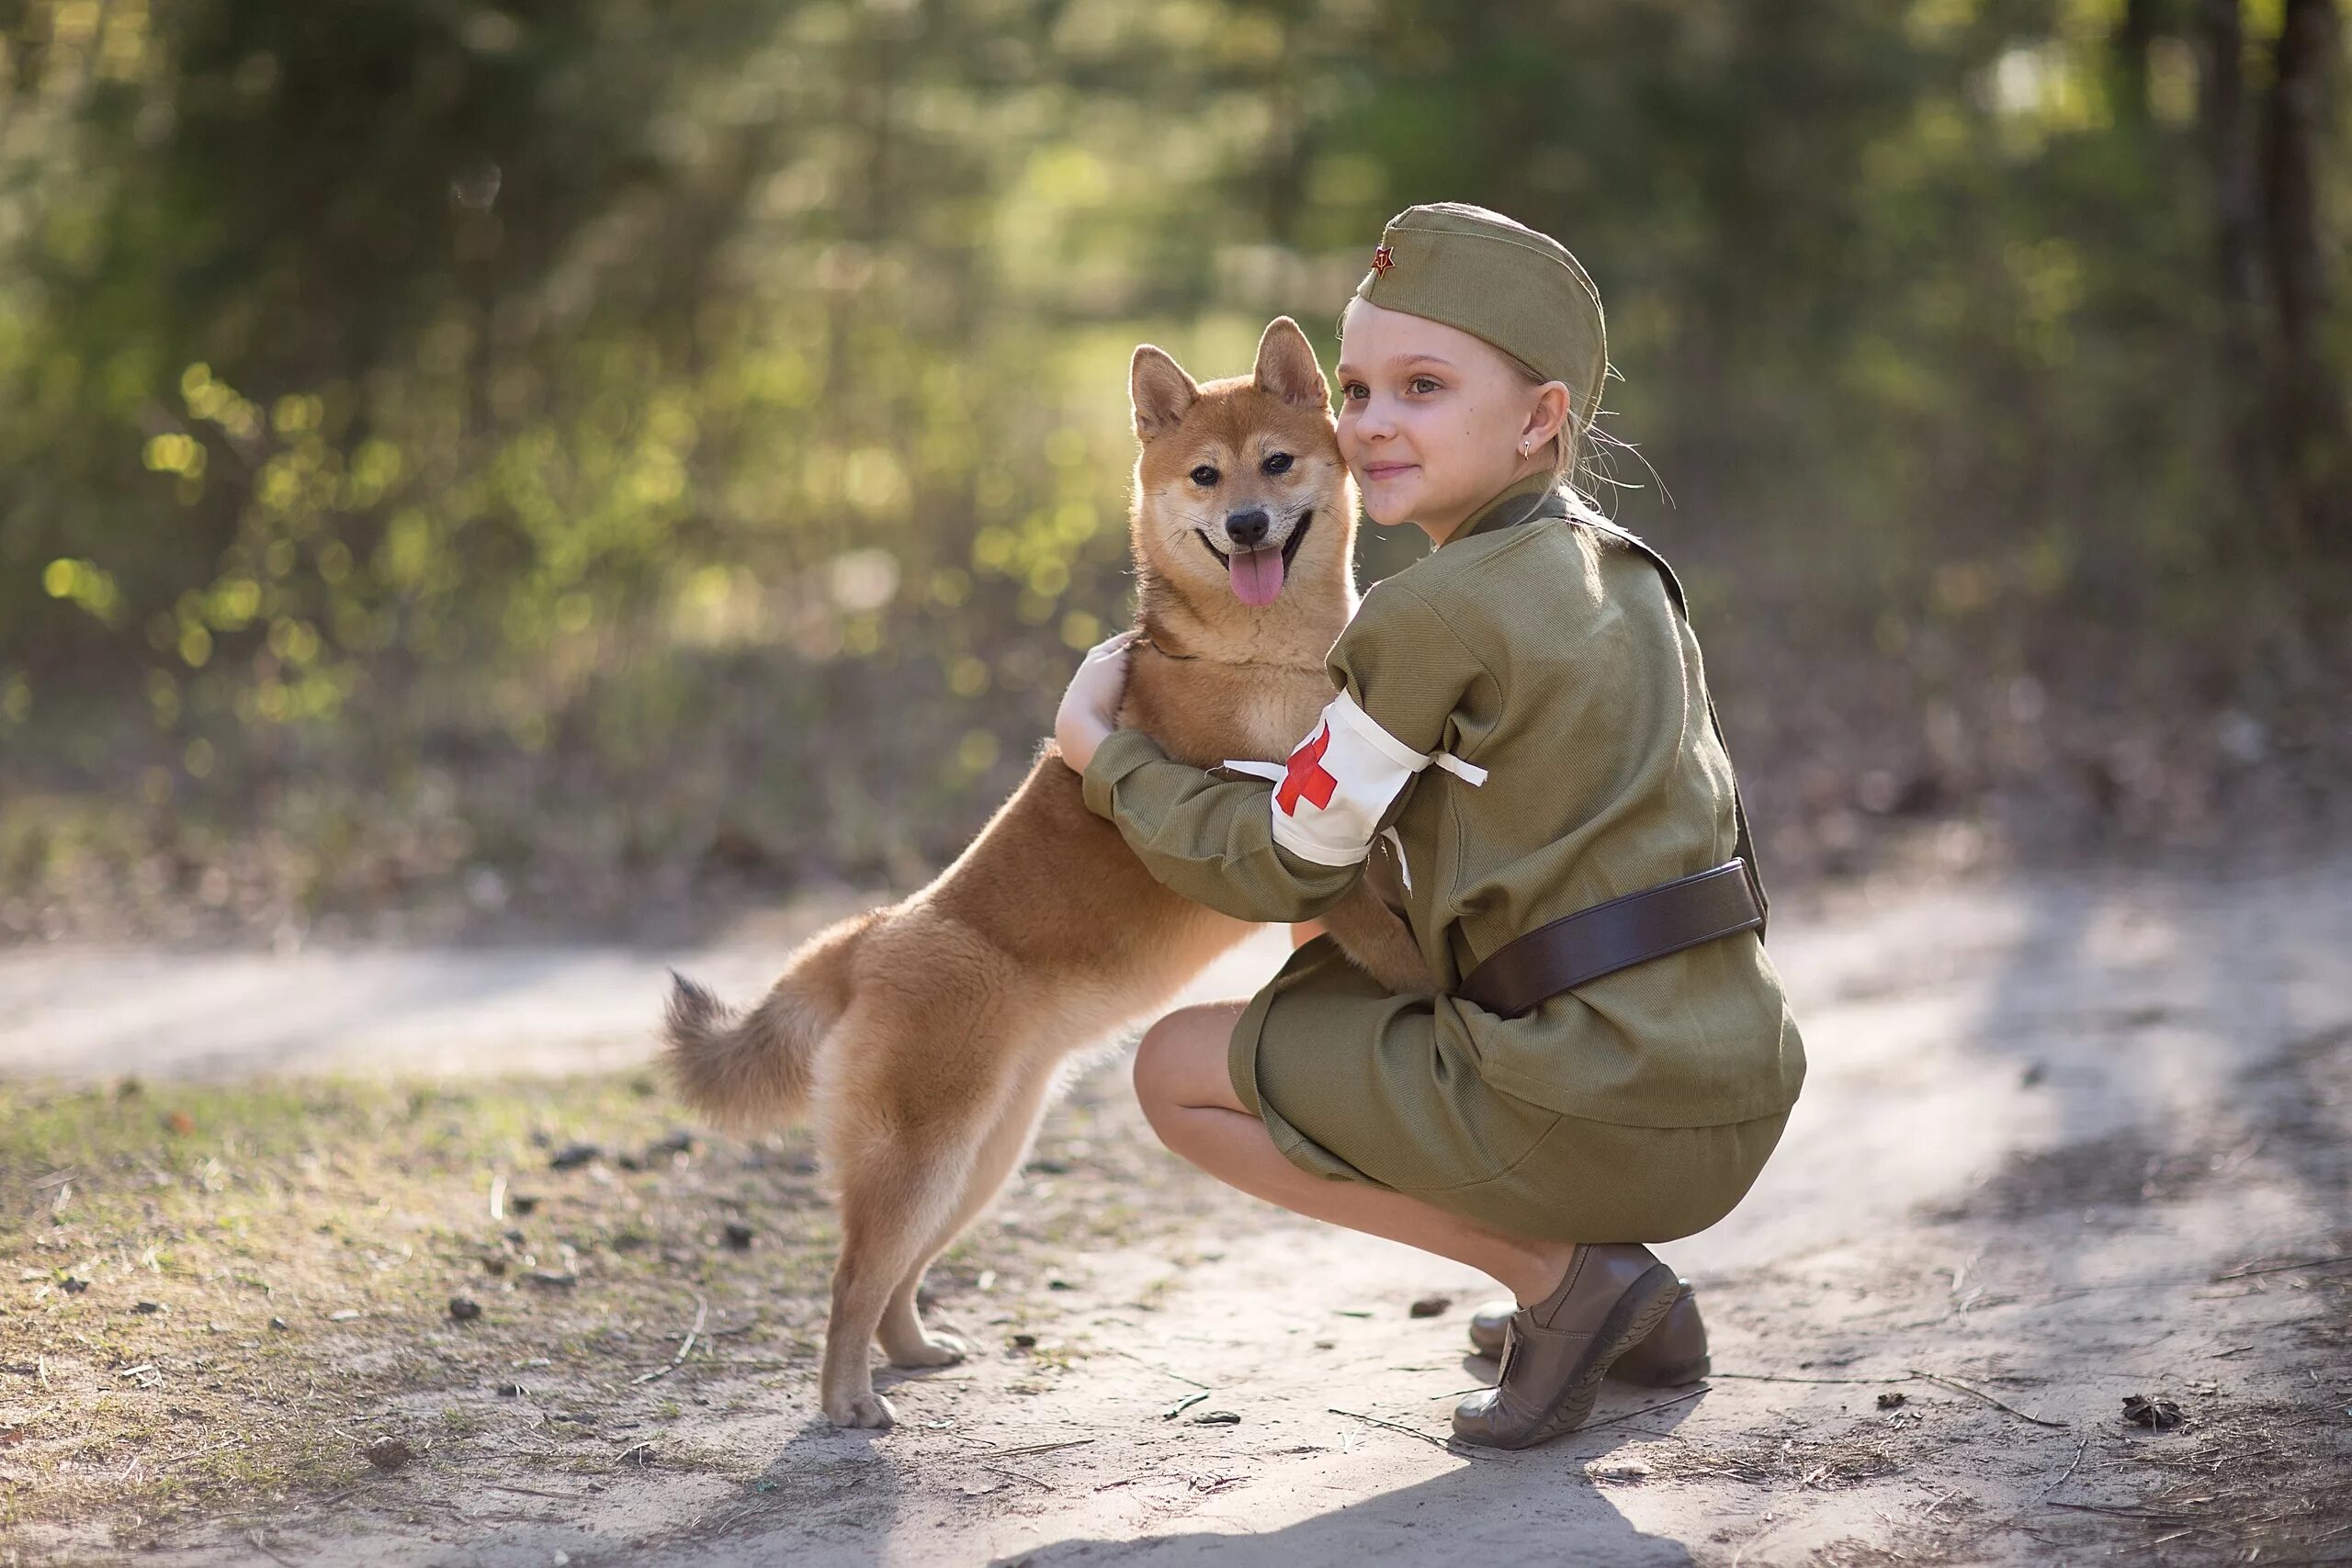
[819,1120,979,1429]
[875,1055,1063,1370]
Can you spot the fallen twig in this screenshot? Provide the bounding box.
[1109,1347,1211,1390]
[632,1294,709,1385]
[2211,1253,2352,1281]
[2041,1436,2089,1495]
[1907,1368,2067,1428]
[1329,1405,1488,1456]
[985,1463,1057,1493]
[1163,1391,1210,1420]
[1709,1371,1904,1386]
[1570,1385,1709,1434]
[2047,1501,2208,1521]
[972,1437,1095,1460]
[486,1483,584,1501]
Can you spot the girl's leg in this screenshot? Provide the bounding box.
[1132,1000,1577,1306]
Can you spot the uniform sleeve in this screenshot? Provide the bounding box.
[1327,580,1487,755]
[1076,579,1487,920]
[1079,728,1363,924]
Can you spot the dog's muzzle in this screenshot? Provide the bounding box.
[1195,509,1313,571]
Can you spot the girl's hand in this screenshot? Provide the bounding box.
[1053,628,1141,773]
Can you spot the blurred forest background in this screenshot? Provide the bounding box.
[2,0,2346,947]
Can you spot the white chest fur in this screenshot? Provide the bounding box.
[1228,673,1329,763]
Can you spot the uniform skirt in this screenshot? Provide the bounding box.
[1227,934,1789,1244]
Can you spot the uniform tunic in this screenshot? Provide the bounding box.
[1080,474,1806,1242]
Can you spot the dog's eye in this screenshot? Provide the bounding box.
[1262,453,1293,476]
[1190,465,1219,487]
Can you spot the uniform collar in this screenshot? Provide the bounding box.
[1441,473,1570,547]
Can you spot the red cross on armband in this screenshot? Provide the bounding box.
[1216,689,1486,868]
[1274,723,1337,816]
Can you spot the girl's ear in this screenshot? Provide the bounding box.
[1521,380,1574,453]
[1130,345,1201,442]
[1252,316,1329,411]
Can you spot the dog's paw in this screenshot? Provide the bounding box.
[888,1332,968,1369]
[825,1389,898,1428]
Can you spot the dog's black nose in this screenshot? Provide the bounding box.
[1226,510,1270,548]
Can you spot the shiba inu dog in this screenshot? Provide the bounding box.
[664,317,1428,1428]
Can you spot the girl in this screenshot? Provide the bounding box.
[1053,202,1805,1450]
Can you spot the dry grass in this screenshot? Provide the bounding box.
[1635,1419,1916,1491]
[0,1067,1198,1557]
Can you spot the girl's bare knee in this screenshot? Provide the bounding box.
[1132,1014,1180,1119]
[1133,1004,1240,1122]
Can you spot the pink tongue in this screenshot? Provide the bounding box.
[1229,546,1285,606]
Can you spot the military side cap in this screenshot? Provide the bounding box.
[1352,202,1608,434]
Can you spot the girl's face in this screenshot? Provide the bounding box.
[1334,297,1568,547]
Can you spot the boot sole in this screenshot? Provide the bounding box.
[1466,1336,1708,1387]
[1458,1261,1685,1451]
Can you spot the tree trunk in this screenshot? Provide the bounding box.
[2261,0,2349,559]
[2195,0,2280,547]
[2113,0,2161,123]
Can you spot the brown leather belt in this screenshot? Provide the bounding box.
[1454,860,1765,1021]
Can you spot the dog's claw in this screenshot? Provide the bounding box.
[889,1332,968,1369]
[827,1390,898,1428]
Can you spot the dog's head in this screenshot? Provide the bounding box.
[1126,318,1356,633]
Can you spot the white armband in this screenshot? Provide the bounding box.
[1219,689,1486,867]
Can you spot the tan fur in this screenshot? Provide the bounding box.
[664,318,1429,1428]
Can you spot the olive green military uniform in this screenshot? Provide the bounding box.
[1080,473,1805,1243]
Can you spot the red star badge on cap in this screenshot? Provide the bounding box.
[1371,244,1394,275]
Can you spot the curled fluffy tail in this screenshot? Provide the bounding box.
[663,910,876,1130]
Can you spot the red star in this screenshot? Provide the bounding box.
[1275,724,1338,816]
[1371,244,1395,276]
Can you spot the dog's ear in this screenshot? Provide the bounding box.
[1251,317,1329,412]
[1130,345,1200,443]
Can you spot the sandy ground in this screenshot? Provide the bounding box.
[2,852,2348,1566]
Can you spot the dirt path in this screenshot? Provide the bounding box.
[4,854,2347,1565]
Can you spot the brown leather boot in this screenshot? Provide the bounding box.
[1451,1243,1684,1450]
[1467,1278,1709,1385]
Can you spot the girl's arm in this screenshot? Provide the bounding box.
[1062,580,1489,928]
[1078,728,1363,925]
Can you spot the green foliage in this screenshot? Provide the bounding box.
[0,0,2344,924]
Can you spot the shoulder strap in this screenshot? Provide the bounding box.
[1578,519,1770,942]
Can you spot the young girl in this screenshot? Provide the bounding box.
[1053,202,1805,1450]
